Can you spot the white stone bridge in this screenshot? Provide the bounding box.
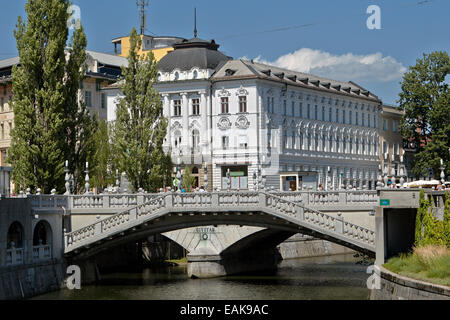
[60,191,377,258]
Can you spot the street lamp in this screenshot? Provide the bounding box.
[203,162,208,191]
[226,168,231,191]
[253,171,257,191]
[440,159,445,185]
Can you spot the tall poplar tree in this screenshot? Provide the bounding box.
[8,0,95,194]
[112,27,172,192]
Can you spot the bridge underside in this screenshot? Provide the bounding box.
[65,207,375,280]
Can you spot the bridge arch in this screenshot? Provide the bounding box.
[33,220,52,246]
[7,221,24,249]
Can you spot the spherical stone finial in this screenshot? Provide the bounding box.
[51,189,56,195]
[36,188,42,195]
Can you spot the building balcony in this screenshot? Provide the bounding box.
[32,245,52,262]
[6,247,24,266]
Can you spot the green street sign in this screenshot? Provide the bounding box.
[380,199,391,206]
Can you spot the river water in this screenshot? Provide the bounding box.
[33,254,371,300]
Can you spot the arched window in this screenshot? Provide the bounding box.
[174,130,182,148]
[315,134,319,151]
[322,134,326,151]
[192,129,200,149]
[291,131,296,149]
[336,136,340,153]
[299,132,303,150]
[33,220,52,246]
[174,72,179,81]
[192,167,199,174]
[193,70,198,79]
[7,222,24,249]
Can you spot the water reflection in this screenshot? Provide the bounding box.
[33,254,370,300]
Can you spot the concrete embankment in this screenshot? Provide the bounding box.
[0,260,65,300]
[370,266,450,300]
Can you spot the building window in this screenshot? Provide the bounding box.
[383,119,388,131]
[173,100,181,117]
[174,130,182,148]
[329,107,332,122]
[393,120,399,132]
[239,96,247,113]
[239,135,248,149]
[221,97,229,114]
[383,141,388,154]
[355,112,359,126]
[101,93,106,109]
[362,113,365,126]
[192,98,200,115]
[349,111,352,125]
[336,108,339,123]
[314,105,318,120]
[174,72,179,81]
[282,100,287,115]
[192,129,200,148]
[394,143,399,155]
[222,136,229,150]
[299,103,303,117]
[271,97,274,113]
[307,104,311,119]
[342,110,346,124]
[291,101,295,116]
[84,91,92,107]
[322,106,325,121]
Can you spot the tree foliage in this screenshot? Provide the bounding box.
[399,51,450,179]
[415,190,449,248]
[9,0,75,193]
[182,166,196,192]
[111,27,172,192]
[90,119,113,191]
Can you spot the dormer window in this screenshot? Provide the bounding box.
[193,70,198,79]
[157,73,162,81]
[225,69,236,76]
[261,69,271,76]
[174,72,179,81]
[274,72,284,79]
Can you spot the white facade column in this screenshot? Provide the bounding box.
[181,92,189,152]
[200,91,208,146]
[163,94,171,149]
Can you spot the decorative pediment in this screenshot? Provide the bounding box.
[189,120,200,130]
[171,121,182,131]
[236,85,249,96]
[218,87,231,97]
[235,115,250,129]
[217,117,232,130]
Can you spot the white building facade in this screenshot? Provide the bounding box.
[106,38,382,191]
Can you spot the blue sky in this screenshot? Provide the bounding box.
[0,0,449,104]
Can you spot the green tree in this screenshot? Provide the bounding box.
[9,0,70,193]
[182,166,196,192]
[399,51,450,179]
[112,27,171,192]
[90,119,113,191]
[64,25,98,194]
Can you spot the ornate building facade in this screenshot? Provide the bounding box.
[106,36,383,191]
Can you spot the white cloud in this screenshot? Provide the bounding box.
[249,48,407,83]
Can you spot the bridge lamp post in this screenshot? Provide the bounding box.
[64,160,71,195]
[203,162,208,191]
[115,169,120,193]
[253,171,257,191]
[440,159,445,185]
[226,168,231,191]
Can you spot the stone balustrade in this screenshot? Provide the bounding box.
[28,190,379,211]
[32,245,52,262]
[64,191,376,255]
[6,248,24,266]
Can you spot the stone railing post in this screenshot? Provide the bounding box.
[339,192,346,205]
[102,195,110,209]
[165,193,173,209]
[94,220,102,236]
[335,212,344,234]
[212,192,219,207]
[258,192,267,207]
[137,194,144,206]
[297,206,304,221]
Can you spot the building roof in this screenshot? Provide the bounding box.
[0,56,19,70]
[86,50,128,68]
[212,59,381,102]
[158,38,231,73]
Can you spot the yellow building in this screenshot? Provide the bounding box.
[112,34,185,61]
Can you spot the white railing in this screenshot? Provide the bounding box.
[6,248,24,266]
[32,245,52,262]
[65,191,376,254]
[29,195,68,209]
[271,190,378,206]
